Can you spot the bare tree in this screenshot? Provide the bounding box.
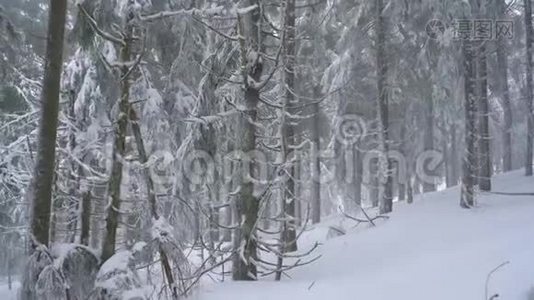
[280,0,298,254]
[100,16,133,263]
[311,99,322,224]
[29,0,68,248]
[461,37,477,208]
[232,0,263,281]
[496,0,513,172]
[477,39,492,191]
[475,0,492,191]
[524,0,534,176]
[21,1,67,298]
[376,0,393,214]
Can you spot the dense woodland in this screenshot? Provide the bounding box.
[0,0,533,299]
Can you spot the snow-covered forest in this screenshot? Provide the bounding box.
[0,0,533,299]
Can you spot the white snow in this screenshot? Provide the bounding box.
[96,250,132,279]
[237,5,258,15]
[143,88,164,116]
[151,217,175,244]
[0,281,19,300]
[194,170,534,300]
[1,171,533,300]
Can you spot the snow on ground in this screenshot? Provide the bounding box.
[195,170,534,300]
[1,171,532,300]
[0,281,19,300]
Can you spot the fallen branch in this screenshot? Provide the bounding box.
[483,191,534,196]
[485,261,510,300]
[342,209,389,228]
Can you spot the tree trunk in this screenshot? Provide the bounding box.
[524,0,534,176]
[280,0,298,253]
[461,38,477,208]
[440,117,449,190]
[222,171,233,242]
[497,0,513,172]
[450,123,459,187]
[294,156,302,228]
[406,178,414,204]
[7,252,12,290]
[232,1,263,281]
[354,146,363,206]
[29,0,68,248]
[80,191,91,246]
[130,108,158,218]
[130,106,179,299]
[376,0,393,214]
[311,102,321,224]
[370,159,379,207]
[477,41,492,191]
[398,124,407,201]
[49,172,59,244]
[67,89,79,243]
[101,23,132,262]
[423,82,436,192]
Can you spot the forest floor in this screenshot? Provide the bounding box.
[195,170,534,300]
[1,170,533,300]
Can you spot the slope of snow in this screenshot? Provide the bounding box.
[0,281,19,300]
[1,171,532,299]
[195,171,534,300]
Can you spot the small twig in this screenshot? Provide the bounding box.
[327,226,345,236]
[77,4,125,46]
[485,261,510,300]
[121,31,146,81]
[26,135,34,163]
[483,191,534,196]
[342,210,389,228]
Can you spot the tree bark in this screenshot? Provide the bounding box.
[370,158,379,207]
[281,0,298,253]
[101,23,132,262]
[461,38,477,208]
[477,41,492,191]
[130,106,179,299]
[7,252,12,290]
[376,0,393,214]
[406,179,414,204]
[29,0,68,247]
[497,0,513,172]
[439,116,449,190]
[524,0,534,176]
[80,191,91,246]
[67,89,79,243]
[311,101,321,224]
[232,0,263,281]
[398,123,407,201]
[130,108,158,218]
[423,82,436,192]
[353,146,363,206]
[450,123,459,187]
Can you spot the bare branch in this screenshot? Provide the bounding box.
[77,4,124,46]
